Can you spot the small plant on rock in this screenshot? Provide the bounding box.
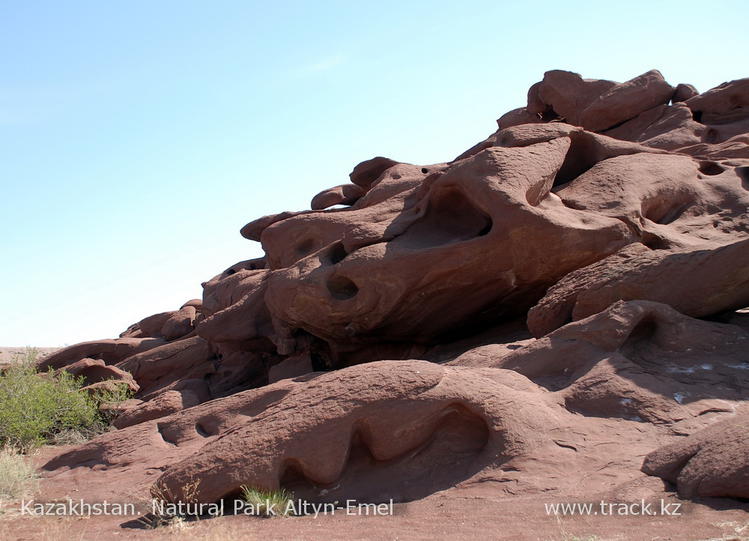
[239,486,296,517]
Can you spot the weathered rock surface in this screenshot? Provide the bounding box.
[643,414,749,499]
[526,69,674,132]
[310,183,366,210]
[39,337,166,370]
[39,69,749,511]
[527,239,749,337]
[63,357,139,393]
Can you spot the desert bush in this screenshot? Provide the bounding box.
[0,445,39,500]
[92,382,134,424]
[0,349,130,450]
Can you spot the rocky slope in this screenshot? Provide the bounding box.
[39,69,749,515]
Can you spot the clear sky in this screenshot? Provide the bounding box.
[2,0,747,346]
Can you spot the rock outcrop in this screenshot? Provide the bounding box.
[40,69,749,509]
[642,414,749,499]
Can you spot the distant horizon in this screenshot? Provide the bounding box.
[2,0,748,346]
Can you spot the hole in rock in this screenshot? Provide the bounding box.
[737,166,749,191]
[553,132,601,186]
[477,220,493,236]
[641,192,694,226]
[327,243,349,265]
[541,105,559,122]
[648,202,689,225]
[421,167,429,173]
[618,315,703,380]
[395,187,492,249]
[195,423,212,437]
[692,110,703,123]
[326,276,359,300]
[225,268,236,276]
[621,316,658,355]
[156,422,179,446]
[278,404,490,505]
[641,233,671,250]
[698,160,725,176]
[308,336,335,371]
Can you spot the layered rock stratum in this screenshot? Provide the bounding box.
[40,69,749,513]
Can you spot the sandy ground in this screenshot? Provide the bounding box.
[0,445,746,541]
[0,347,59,365]
[1,479,747,540]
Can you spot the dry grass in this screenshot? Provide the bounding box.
[139,478,202,529]
[239,486,295,517]
[0,445,38,501]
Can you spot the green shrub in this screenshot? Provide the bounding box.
[0,352,104,450]
[92,382,134,424]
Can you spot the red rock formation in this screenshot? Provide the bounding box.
[40,69,749,509]
[643,414,749,499]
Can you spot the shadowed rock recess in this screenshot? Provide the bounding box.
[42,69,749,506]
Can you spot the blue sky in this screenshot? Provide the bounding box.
[2,0,747,345]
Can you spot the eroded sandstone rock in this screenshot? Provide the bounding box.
[39,70,749,508]
[643,414,749,499]
[527,239,749,337]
